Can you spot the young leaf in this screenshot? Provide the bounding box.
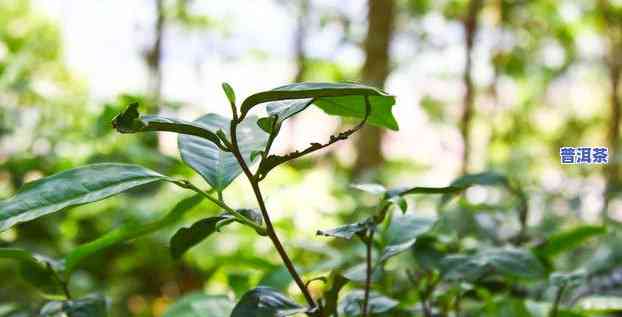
[258,98,315,134]
[338,290,398,316]
[112,103,224,149]
[162,293,233,317]
[64,194,203,275]
[317,219,373,240]
[0,163,175,232]
[222,82,236,106]
[441,247,546,282]
[240,82,399,130]
[170,215,232,259]
[178,114,268,191]
[534,225,606,259]
[40,295,107,317]
[231,287,307,317]
[0,248,64,296]
[380,214,437,262]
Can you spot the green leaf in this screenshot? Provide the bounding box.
[0,163,174,232]
[398,185,465,196]
[441,172,510,205]
[387,195,408,213]
[441,247,545,282]
[380,214,436,262]
[170,208,261,259]
[317,219,373,240]
[170,215,231,259]
[112,103,224,149]
[64,194,203,275]
[222,82,236,106]
[240,82,399,130]
[0,248,64,297]
[162,293,233,317]
[40,295,107,317]
[231,287,307,317]
[257,99,315,134]
[338,290,398,316]
[178,114,268,191]
[534,225,606,259]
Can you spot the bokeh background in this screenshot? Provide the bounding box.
[1,0,622,315]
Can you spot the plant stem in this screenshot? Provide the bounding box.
[228,119,320,315]
[362,228,375,317]
[550,285,566,317]
[177,180,266,235]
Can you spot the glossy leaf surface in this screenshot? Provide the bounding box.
[112,103,224,148]
[240,82,398,130]
[231,287,306,317]
[178,114,268,191]
[441,248,546,281]
[40,296,107,317]
[0,163,173,232]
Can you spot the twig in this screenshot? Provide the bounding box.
[256,96,371,180]
[362,227,375,317]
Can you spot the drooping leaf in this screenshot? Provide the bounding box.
[40,295,107,317]
[162,293,233,317]
[317,219,373,240]
[112,103,224,148]
[64,194,203,275]
[170,215,231,259]
[0,248,64,297]
[257,98,315,134]
[338,290,398,316]
[170,207,262,259]
[441,247,546,282]
[398,185,466,196]
[178,114,268,191]
[231,287,307,317]
[0,163,174,232]
[441,172,510,205]
[380,214,437,262]
[240,82,398,130]
[534,225,606,259]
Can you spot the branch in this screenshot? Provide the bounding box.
[256,96,372,180]
[362,227,375,317]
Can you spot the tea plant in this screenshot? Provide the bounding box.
[0,82,610,316]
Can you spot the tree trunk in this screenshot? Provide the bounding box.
[600,0,622,223]
[353,0,396,177]
[459,0,483,175]
[146,0,165,108]
[293,0,309,83]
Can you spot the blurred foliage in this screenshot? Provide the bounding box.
[2,0,622,316]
